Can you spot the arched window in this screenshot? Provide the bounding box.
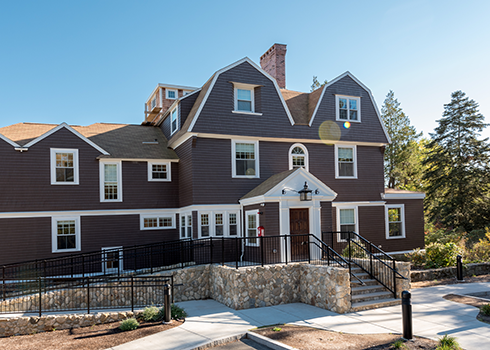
[288,144,309,171]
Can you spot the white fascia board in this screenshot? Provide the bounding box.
[332,201,386,207]
[309,71,391,144]
[157,83,199,91]
[179,204,241,212]
[187,57,295,132]
[0,208,180,219]
[168,132,388,149]
[0,133,21,148]
[22,123,110,155]
[382,193,426,200]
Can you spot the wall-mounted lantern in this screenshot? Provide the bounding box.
[298,182,313,201]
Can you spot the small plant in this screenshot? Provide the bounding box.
[171,303,188,319]
[119,318,139,331]
[141,306,160,322]
[391,338,408,349]
[272,327,282,332]
[437,334,461,349]
[481,303,490,316]
[341,241,367,259]
[425,242,460,268]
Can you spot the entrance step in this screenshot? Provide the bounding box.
[351,290,393,303]
[350,298,400,312]
[351,284,386,295]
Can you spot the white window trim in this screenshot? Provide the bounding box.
[102,246,123,273]
[385,204,406,239]
[147,161,171,182]
[50,148,79,185]
[140,214,176,230]
[335,95,361,122]
[288,143,309,172]
[198,210,241,238]
[99,160,122,202]
[232,139,260,178]
[233,82,260,114]
[335,144,357,179]
[166,89,178,99]
[51,216,81,253]
[170,105,179,135]
[180,212,193,239]
[336,206,358,242]
[245,209,259,247]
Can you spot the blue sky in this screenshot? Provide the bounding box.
[1,0,489,140]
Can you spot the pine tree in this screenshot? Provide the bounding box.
[423,90,490,231]
[381,90,422,190]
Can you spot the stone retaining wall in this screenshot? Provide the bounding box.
[0,310,135,337]
[411,262,490,282]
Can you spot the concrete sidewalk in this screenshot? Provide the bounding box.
[107,281,490,350]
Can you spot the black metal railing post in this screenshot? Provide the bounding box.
[82,255,85,278]
[71,257,74,278]
[348,237,352,277]
[2,266,5,301]
[210,237,213,264]
[131,276,134,312]
[134,248,137,273]
[260,236,264,267]
[38,277,42,317]
[393,258,397,298]
[369,242,373,276]
[180,241,184,269]
[150,246,153,275]
[221,236,225,266]
[86,277,90,314]
[43,260,46,278]
[307,234,311,264]
[235,237,239,269]
[284,235,288,265]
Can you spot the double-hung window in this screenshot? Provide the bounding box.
[335,145,357,179]
[386,205,405,239]
[232,140,259,178]
[337,207,357,241]
[246,210,259,246]
[336,95,360,122]
[198,211,240,238]
[52,216,81,253]
[170,106,179,134]
[100,161,122,202]
[232,82,261,115]
[148,161,171,182]
[50,149,79,185]
[181,214,192,239]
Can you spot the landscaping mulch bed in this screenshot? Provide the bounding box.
[253,325,438,350]
[411,273,490,289]
[0,319,183,350]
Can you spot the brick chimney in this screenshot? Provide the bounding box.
[260,43,287,89]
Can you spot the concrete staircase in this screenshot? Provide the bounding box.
[349,266,400,312]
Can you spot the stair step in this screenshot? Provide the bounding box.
[351,285,387,295]
[351,272,370,280]
[350,278,379,286]
[351,291,393,303]
[351,298,400,312]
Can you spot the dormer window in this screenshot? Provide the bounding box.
[170,106,179,134]
[166,89,177,99]
[232,82,262,116]
[151,96,157,109]
[336,95,360,122]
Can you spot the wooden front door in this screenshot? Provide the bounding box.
[290,208,309,261]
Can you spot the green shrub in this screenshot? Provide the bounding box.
[481,303,490,316]
[341,241,367,259]
[141,306,160,322]
[437,334,461,350]
[171,304,187,319]
[119,318,139,331]
[465,231,490,263]
[391,338,407,349]
[405,248,426,268]
[425,242,460,268]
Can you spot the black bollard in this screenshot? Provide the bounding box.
[401,291,413,340]
[457,255,463,281]
[164,284,171,323]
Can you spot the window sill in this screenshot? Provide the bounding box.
[53,248,81,254]
[148,179,171,182]
[232,110,263,116]
[336,118,361,123]
[141,226,176,230]
[101,199,123,203]
[232,175,259,179]
[51,182,80,185]
[386,235,406,240]
[335,176,358,179]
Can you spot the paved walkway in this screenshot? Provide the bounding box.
[107,281,490,350]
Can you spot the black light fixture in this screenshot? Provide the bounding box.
[298,181,312,201]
